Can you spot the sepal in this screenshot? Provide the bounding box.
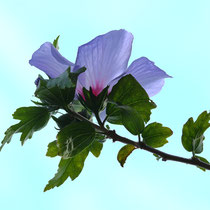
[79,86,109,114]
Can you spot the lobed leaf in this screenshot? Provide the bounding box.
[35,67,85,109]
[44,147,89,192]
[57,121,95,158]
[142,122,173,148]
[182,111,210,154]
[106,75,156,125]
[45,137,104,191]
[0,106,50,150]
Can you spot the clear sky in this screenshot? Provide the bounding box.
[0,0,210,210]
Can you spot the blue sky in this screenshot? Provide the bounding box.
[0,0,210,210]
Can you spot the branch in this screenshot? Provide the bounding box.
[66,108,210,171]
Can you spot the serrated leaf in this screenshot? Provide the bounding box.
[53,35,60,50]
[195,155,209,171]
[46,140,59,157]
[90,140,103,157]
[57,121,95,158]
[182,111,210,154]
[44,147,89,191]
[1,107,50,150]
[142,122,173,148]
[117,144,136,167]
[35,67,85,109]
[106,75,156,124]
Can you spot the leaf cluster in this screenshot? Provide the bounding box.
[1,36,210,192]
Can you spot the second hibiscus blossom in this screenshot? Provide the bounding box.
[29,29,171,98]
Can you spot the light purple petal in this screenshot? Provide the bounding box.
[125,57,172,97]
[29,42,74,78]
[74,29,133,96]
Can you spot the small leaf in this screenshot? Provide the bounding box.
[1,107,50,150]
[46,140,59,157]
[57,121,95,158]
[107,75,156,124]
[195,155,209,171]
[142,122,173,148]
[44,147,89,191]
[182,111,210,154]
[53,35,60,50]
[117,144,136,167]
[90,140,103,158]
[35,67,86,109]
[153,154,161,161]
[106,124,110,130]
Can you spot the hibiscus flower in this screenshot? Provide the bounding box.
[29,29,171,97]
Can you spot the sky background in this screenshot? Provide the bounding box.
[0,0,210,209]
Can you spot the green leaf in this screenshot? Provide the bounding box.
[106,75,156,124]
[106,124,110,130]
[46,140,59,157]
[35,67,85,109]
[120,105,144,135]
[182,111,210,155]
[153,153,161,161]
[0,107,50,150]
[195,156,209,171]
[71,100,84,112]
[142,122,173,148]
[45,136,104,191]
[52,114,77,129]
[53,35,60,50]
[94,133,106,143]
[44,147,89,191]
[90,140,103,157]
[57,121,95,158]
[117,144,136,167]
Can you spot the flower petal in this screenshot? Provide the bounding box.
[29,42,74,78]
[126,57,172,97]
[74,29,133,95]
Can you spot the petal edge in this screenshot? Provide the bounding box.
[29,42,74,78]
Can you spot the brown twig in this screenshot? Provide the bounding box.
[66,108,210,170]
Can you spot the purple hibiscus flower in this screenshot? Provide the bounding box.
[29,29,171,98]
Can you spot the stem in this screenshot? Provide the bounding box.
[66,108,210,171]
[102,115,108,126]
[138,134,141,144]
[95,112,104,128]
